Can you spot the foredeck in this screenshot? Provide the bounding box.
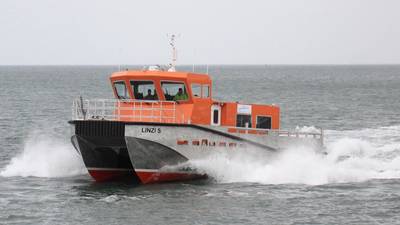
[72,98,188,124]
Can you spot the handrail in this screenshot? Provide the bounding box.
[72,98,188,123]
[226,126,324,143]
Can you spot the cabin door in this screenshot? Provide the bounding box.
[211,104,221,126]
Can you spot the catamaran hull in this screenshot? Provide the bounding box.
[70,120,322,184]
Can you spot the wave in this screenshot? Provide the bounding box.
[190,125,400,185]
[0,132,86,178]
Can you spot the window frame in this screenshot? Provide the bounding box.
[191,83,202,98]
[236,114,252,128]
[160,80,190,102]
[256,115,272,130]
[210,104,221,126]
[213,109,219,124]
[202,84,210,98]
[113,80,130,100]
[129,80,158,101]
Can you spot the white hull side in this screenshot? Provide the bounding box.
[125,124,322,165]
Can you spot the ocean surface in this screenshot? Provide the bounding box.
[0,65,399,224]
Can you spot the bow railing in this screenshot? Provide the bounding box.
[72,98,189,123]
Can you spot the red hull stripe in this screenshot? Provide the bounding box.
[88,169,132,182]
[87,167,134,171]
[135,169,206,184]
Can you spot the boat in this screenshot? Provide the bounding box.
[69,36,324,184]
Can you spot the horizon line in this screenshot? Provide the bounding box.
[1,63,400,67]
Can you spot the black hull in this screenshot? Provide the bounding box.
[71,120,139,183]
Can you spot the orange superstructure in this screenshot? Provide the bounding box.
[109,70,280,130]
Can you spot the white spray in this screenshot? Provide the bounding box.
[190,125,400,185]
[0,132,86,178]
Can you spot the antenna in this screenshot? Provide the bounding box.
[167,34,179,72]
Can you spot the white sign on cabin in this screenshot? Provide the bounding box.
[237,104,252,115]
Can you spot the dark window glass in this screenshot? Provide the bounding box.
[114,81,129,99]
[236,114,252,128]
[256,116,271,129]
[130,81,158,100]
[213,109,219,124]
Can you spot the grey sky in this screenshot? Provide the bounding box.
[1,0,399,65]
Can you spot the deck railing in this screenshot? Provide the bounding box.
[72,98,187,123]
[227,126,323,137]
[226,126,324,144]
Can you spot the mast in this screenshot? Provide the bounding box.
[167,34,177,72]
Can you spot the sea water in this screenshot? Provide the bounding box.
[0,65,399,224]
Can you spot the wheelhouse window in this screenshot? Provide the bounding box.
[114,81,129,99]
[130,80,158,100]
[236,114,252,128]
[161,81,188,101]
[256,116,271,129]
[202,85,210,98]
[191,84,201,98]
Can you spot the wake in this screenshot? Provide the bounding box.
[190,125,400,185]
